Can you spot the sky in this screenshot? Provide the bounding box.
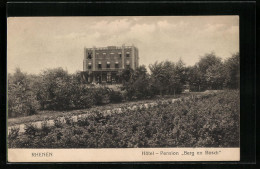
[7,16,239,74]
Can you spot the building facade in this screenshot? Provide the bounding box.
[82,45,139,84]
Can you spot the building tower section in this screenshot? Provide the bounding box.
[83,45,139,84]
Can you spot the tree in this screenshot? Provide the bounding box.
[133,65,147,80]
[149,60,184,96]
[197,52,222,74]
[205,62,225,89]
[132,65,153,98]
[121,65,153,100]
[8,68,39,117]
[195,52,223,90]
[149,61,168,95]
[72,71,87,84]
[171,59,186,94]
[185,66,202,91]
[223,52,240,89]
[35,68,72,110]
[121,67,134,83]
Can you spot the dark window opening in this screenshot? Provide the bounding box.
[87,52,92,59]
[115,63,119,68]
[88,65,91,69]
[126,53,130,57]
[119,54,122,58]
[98,64,102,69]
[107,64,110,68]
[107,73,111,82]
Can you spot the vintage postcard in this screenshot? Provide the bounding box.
[7,16,240,162]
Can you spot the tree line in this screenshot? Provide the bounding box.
[121,52,239,99]
[8,52,239,118]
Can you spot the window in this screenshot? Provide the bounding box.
[126,60,130,65]
[118,53,122,58]
[87,52,92,59]
[107,73,111,82]
[88,63,92,69]
[126,52,130,57]
[126,60,130,68]
[98,61,102,69]
[107,61,110,68]
[110,53,114,58]
[115,62,119,68]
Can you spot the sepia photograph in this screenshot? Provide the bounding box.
[7,16,240,162]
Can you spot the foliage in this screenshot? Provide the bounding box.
[187,52,239,91]
[149,60,185,95]
[8,90,240,148]
[121,67,134,83]
[34,68,72,110]
[33,68,96,110]
[197,52,222,74]
[8,52,240,117]
[223,52,240,89]
[70,79,95,109]
[205,62,225,90]
[188,52,223,91]
[8,68,40,117]
[109,90,124,103]
[185,66,206,92]
[93,87,111,105]
[122,65,154,100]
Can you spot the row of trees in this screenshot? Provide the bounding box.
[121,52,239,99]
[8,52,239,117]
[8,68,123,117]
[187,52,240,91]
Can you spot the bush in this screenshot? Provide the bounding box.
[8,68,124,117]
[109,90,124,103]
[122,66,154,100]
[8,69,40,118]
[34,68,96,110]
[35,68,72,110]
[93,87,111,105]
[9,90,239,148]
[70,85,95,109]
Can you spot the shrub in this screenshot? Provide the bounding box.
[35,68,72,110]
[8,69,40,117]
[122,66,154,100]
[8,127,20,140]
[9,90,239,148]
[34,68,95,110]
[24,124,38,137]
[70,85,95,109]
[93,87,111,105]
[109,90,124,103]
[54,119,63,128]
